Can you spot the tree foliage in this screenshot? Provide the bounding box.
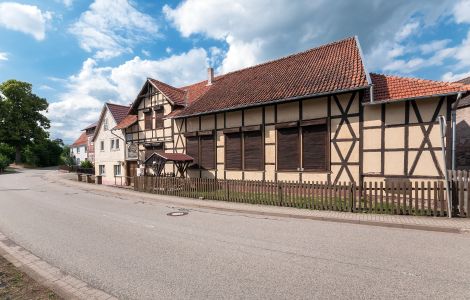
[0,79,50,163]
[22,138,63,167]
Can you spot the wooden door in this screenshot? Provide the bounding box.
[126,161,137,186]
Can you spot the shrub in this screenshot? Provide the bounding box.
[0,143,15,162]
[80,160,94,169]
[0,154,10,173]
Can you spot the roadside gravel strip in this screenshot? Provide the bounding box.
[50,172,470,234]
[0,231,117,300]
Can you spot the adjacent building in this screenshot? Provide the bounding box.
[70,132,88,165]
[83,122,97,163]
[114,36,470,184]
[455,76,470,169]
[93,103,130,184]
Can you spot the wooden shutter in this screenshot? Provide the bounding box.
[244,131,263,170]
[200,135,215,169]
[225,133,242,170]
[277,127,299,171]
[302,124,328,171]
[144,112,152,130]
[186,136,199,167]
[155,108,164,129]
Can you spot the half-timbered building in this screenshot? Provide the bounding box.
[116,37,470,185]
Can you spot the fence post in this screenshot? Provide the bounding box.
[350,182,355,212]
[278,182,283,206]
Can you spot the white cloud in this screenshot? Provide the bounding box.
[419,39,451,54]
[62,0,73,8]
[39,85,54,91]
[442,71,470,82]
[70,0,159,59]
[454,0,470,23]
[141,49,151,57]
[48,48,208,141]
[0,52,8,61]
[164,0,456,74]
[0,2,52,40]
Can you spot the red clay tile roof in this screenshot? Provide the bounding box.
[71,132,87,147]
[172,37,369,117]
[148,78,186,105]
[107,103,130,124]
[370,73,470,103]
[114,114,137,129]
[82,122,97,131]
[179,80,212,104]
[144,152,194,163]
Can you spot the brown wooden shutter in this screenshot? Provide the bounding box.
[277,127,299,171]
[225,133,242,170]
[244,131,263,170]
[302,124,328,171]
[144,112,152,130]
[200,135,215,169]
[155,108,164,129]
[186,136,199,167]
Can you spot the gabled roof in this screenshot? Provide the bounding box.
[92,102,130,141]
[148,78,186,105]
[71,132,87,147]
[369,73,470,104]
[82,121,97,131]
[114,114,137,129]
[171,37,369,118]
[457,76,470,85]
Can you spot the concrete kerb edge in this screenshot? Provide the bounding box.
[0,233,116,300]
[51,172,465,234]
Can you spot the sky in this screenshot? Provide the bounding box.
[0,0,470,144]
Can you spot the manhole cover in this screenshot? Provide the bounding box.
[167,211,188,217]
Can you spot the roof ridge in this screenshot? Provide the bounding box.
[149,77,185,92]
[106,102,130,108]
[371,73,466,88]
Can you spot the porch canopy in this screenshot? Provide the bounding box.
[144,152,193,177]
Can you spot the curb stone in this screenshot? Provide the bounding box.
[0,232,117,300]
[51,172,470,235]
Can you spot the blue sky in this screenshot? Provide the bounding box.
[0,0,470,143]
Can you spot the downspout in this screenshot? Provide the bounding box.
[451,92,463,170]
[438,116,452,218]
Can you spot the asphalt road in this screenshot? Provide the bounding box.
[1,169,470,299]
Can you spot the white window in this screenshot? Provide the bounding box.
[99,165,105,175]
[84,146,87,152]
[104,118,108,131]
[115,139,120,150]
[77,147,80,153]
[114,164,121,176]
[110,139,115,150]
[100,141,104,151]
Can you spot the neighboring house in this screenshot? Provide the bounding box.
[115,36,470,184]
[93,103,130,184]
[455,76,470,169]
[70,132,88,165]
[83,122,97,163]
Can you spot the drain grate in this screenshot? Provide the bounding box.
[167,211,188,217]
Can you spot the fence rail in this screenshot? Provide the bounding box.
[133,176,469,217]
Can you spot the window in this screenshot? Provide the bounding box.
[104,118,108,131]
[110,139,115,150]
[277,126,299,171]
[100,141,104,151]
[302,123,328,171]
[84,146,87,152]
[144,111,152,130]
[76,158,80,165]
[185,133,215,170]
[224,129,263,171]
[115,139,120,149]
[244,131,263,170]
[99,165,105,175]
[276,119,328,172]
[186,136,199,167]
[77,147,80,153]
[225,132,242,170]
[155,107,164,129]
[200,135,215,169]
[114,164,121,176]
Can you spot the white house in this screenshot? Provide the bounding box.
[70,132,88,165]
[93,103,130,185]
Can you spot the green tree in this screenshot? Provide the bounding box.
[22,138,63,167]
[0,80,50,163]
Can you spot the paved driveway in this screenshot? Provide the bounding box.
[1,168,470,299]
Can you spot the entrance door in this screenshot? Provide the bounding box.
[126,161,137,186]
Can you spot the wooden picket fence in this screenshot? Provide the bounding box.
[134,176,470,217]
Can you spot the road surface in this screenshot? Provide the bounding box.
[1,168,470,299]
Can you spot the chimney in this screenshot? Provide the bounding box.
[207,67,214,85]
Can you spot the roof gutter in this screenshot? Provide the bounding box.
[170,85,369,119]
[354,36,374,104]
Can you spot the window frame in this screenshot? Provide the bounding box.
[144,111,153,130]
[224,127,264,171]
[99,165,105,175]
[100,140,104,151]
[114,164,121,176]
[155,107,164,129]
[185,131,216,170]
